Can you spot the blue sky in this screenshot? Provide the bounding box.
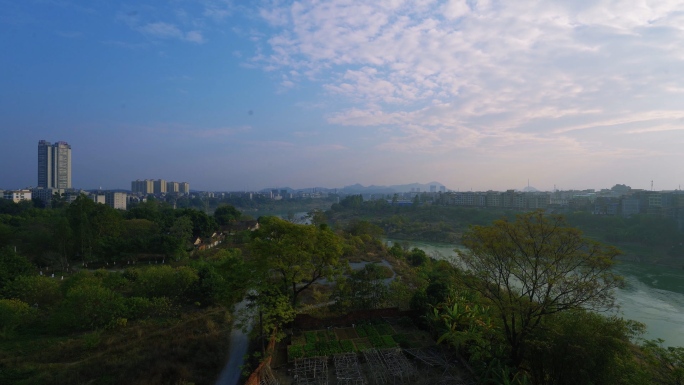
[1,0,683,192]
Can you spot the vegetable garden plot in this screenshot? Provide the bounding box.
[293,356,328,385]
[334,352,366,385]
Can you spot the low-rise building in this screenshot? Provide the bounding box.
[621,198,640,217]
[3,189,32,203]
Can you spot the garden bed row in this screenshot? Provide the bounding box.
[287,321,432,360]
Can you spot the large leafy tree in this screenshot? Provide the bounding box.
[250,217,345,305]
[333,263,389,311]
[0,247,34,294]
[458,210,623,367]
[66,194,123,261]
[526,310,645,385]
[176,209,218,238]
[213,205,241,226]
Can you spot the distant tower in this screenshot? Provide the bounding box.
[651,180,653,191]
[38,140,72,188]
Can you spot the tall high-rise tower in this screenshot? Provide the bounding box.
[38,140,72,189]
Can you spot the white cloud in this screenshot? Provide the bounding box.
[184,30,205,44]
[135,21,206,44]
[139,22,183,39]
[251,0,684,162]
[203,0,234,21]
[441,0,469,20]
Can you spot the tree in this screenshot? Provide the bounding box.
[250,217,345,305]
[3,275,62,309]
[66,194,123,262]
[639,339,684,384]
[458,210,623,367]
[176,209,218,238]
[406,247,428,266]
[307,209,328,226]
[526,310,645,385]
[333,263,389,311]
[248,285,296,352]
[0,247,34,293]
[345,219,384,239]
[53,284,126,330]
[165,215,193,257]
[0,299,37,337]
[213,205,241,226]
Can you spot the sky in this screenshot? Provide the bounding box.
[1,0,683,192]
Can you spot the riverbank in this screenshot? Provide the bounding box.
[384,236,684,348]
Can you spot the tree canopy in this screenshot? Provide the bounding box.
[458,210,623,366]
[213,204,241,226]
[250,216,345,305]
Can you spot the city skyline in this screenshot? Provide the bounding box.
[2,1,684,192]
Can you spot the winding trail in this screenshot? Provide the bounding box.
[215,297,255,385]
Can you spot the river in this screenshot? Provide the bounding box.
[387,239,684,348]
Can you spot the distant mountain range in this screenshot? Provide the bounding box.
[339,182,447,194]
[261,182,448,195]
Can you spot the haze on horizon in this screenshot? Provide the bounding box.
[1,1,683,193]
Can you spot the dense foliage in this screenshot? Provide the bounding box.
[1,196,683,384]
[327,195,684,265]
[460,211,624,366]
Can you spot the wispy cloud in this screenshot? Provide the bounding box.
[251,0,684,159]
[137,22,206,44]
[139,21,183,39]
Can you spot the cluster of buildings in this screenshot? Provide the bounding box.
[423,187,684,220]
[131,179,190,195]
[3,140,684,223]
[3,140,84,207]
[2,140,184,210]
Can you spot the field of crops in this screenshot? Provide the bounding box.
[287,319,430,361]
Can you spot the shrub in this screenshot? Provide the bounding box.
[2,275,62,309]
[0,299,37,338]
[340,339,355,352]
[288,345,304,360]
[126,296,177,320]
[53,285,126,331]
[132,266,199,300]
[305,331,317,344]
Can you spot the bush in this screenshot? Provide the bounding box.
[126,296,177,320]
[340,339,355,352]
[0,299,37,337]
[131,266,199,300]
[288,345,304,360]
[0,247,34,291]
[53,285,126,331]
[60,271,102,295]
[2,275,62,309]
